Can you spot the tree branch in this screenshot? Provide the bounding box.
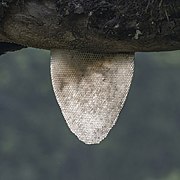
[0,0,180,53]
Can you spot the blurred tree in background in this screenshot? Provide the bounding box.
[0,49,180,180]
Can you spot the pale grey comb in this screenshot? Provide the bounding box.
[50,49,134,144]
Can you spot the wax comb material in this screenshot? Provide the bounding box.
[51,50,134,144]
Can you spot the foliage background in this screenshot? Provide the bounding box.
[0,49,180,180]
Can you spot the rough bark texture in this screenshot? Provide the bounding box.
[0,0,180,53]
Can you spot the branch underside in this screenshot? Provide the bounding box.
[0,0,180,52]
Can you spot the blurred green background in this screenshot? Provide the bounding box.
[0,49,180,180]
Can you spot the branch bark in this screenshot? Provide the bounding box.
[0,0,180,53]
